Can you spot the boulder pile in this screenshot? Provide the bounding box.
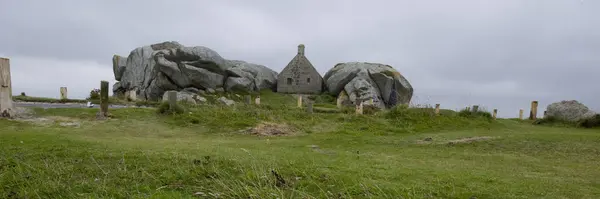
[112,41,278,101]
[323,62,413,109]
[545,100,597,122]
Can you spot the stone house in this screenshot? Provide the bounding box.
[277,44,323,94]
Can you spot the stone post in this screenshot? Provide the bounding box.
[297,95,303,108]
[529,101,538,120]
[255,95,261,105]
[471,105,479,113]
[99,81,109,117]
[0,58,13,117]
[168,91,177,111]
[60,87,68,100]
[244,95,251,105]
[356,101,363,115]
[493,109,498,120]
[435,104,440,116]
[519,109,524,120]
[306,102,313,114]
[543,111,547,119]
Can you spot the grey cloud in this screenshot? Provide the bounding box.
[0,0,598,118]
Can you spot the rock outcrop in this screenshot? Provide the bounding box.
[112,41,278,101]
[323,62,413,109]
[545,100,597,122]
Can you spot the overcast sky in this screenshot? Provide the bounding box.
[1,0,598,118]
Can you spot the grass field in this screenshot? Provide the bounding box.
[1,91,599,198]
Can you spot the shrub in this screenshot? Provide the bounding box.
[307,93,336,104]
[20,92,26,97]
[156,102,185,115]
[577,114,600,128]
[88,88,100,100]
[458,107,492,119]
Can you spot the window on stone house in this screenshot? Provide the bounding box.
[307,78,311,83]
[287,78,292,85]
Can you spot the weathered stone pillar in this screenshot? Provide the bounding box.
[529,101,538,120]
[306,102,313,114]
[356,101,363,115]
[297,95,303,108]
[100,81,109,117]
[255,96,261,105]
[244,95,251,105]
[168,91,177,111]
[0,57,13,117]
[493,109,498,119]
[60,87,68,100]
[519,109,524,120]
[435,104,440,116]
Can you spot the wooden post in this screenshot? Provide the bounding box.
[472,105,479,113]
[306,102,313,114]
[356,101,363,115]
[297,95,303,108]
[255,95,261,105]
[493,109,498,119]
[519,109,524,120]
[100,81,109,117]
[435,104,440,116]
[244,95,251,105]
[0,58,13,117]
[529,101,538,120]
[168,91,177,111]
[60,87,68,100]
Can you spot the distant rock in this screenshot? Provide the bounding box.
[323,62,413,109]
[112,41,278,101]
[218,96,235,106]
[162,91,206,105]
[545,100,597,122]
[183,87,200,94]
[205,88,216,94]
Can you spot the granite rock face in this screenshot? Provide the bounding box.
[323,62,413,109]
[112,41,278,100]
[545,100,597,122]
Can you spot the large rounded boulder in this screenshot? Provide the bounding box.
[545,100,597,122]
[323,62,413,109]
[112,41,278,101]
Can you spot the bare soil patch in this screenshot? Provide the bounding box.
[447,136,497,144]
[241,122,298,136]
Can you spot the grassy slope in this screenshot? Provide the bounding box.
[1,91,599,198]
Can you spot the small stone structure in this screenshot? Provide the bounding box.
[60,87,68,100]
[277,44,323,94]
[0,57,13,117]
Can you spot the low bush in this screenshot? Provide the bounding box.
[458,108,492,119]
[577,114,600,128]
[156,102,185,115]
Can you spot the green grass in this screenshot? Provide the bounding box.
[1,91,600,198]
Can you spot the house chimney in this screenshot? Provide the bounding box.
[298,44,305,56]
